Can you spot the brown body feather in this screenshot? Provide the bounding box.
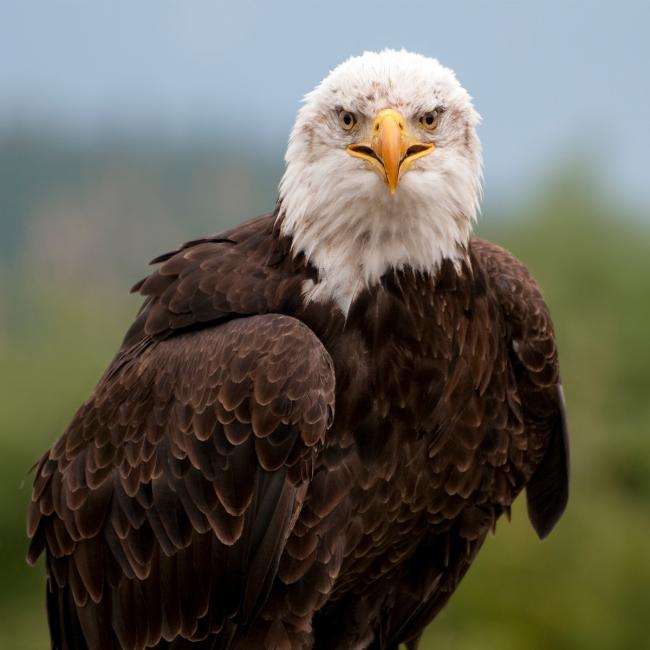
[28,212,568,649]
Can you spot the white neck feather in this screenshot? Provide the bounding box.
[279,160,478,315]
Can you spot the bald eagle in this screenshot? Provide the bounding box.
[27,50,569,650]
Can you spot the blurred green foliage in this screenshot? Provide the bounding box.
[1,136,648,649]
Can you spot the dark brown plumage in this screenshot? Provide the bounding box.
[27,210,568,649]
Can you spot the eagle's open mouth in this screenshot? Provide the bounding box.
[404,143,432,158]
[348,144,381,163]
[350,143,432,166]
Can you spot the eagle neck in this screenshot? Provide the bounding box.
[275,200,471,316]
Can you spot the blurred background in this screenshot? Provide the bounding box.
[1,1,649,648]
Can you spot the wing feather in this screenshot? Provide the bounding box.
[27,313,335,649]
[472,238,569,538]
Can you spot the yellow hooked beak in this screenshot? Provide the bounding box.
[346,108,435,193]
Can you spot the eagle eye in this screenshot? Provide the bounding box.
[338,109,357,131]
[419,109,443,131]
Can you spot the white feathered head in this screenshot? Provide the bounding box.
[279,50,482,311]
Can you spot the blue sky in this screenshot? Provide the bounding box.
[2,0,649,210]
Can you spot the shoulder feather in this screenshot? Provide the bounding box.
[123,213,304,347]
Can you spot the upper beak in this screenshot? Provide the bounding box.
[347,108,435,193]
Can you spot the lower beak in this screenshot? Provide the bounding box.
[347,108,435,193]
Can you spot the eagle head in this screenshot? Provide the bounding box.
[279,49,482,312]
